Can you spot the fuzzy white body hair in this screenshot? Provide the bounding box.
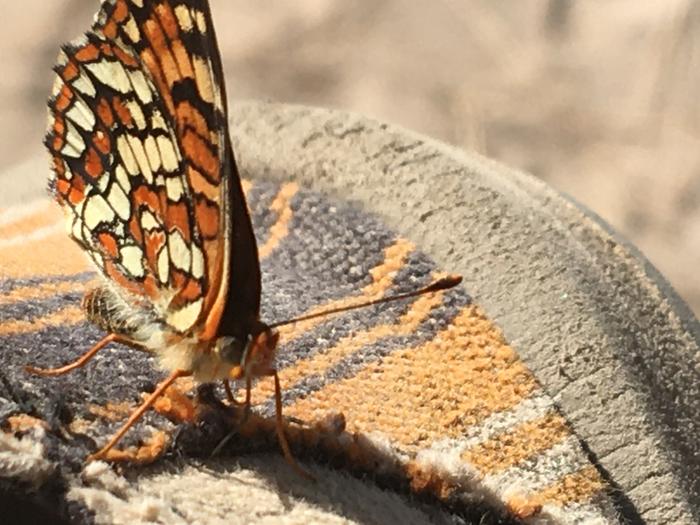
[88,282,234,383]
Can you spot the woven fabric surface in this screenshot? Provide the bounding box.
[0,180,620,523]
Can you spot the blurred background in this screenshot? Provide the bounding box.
[1,0,698,315]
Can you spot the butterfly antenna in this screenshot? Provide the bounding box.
[269,274,462,329]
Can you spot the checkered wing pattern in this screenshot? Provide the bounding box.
[45,0,236,336]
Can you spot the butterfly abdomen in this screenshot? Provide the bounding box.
[82,284,159,343]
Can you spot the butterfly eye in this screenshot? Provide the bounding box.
[218,336,245,365]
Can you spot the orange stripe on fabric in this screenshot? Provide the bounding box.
[0,278,97,306]
[257,182,298,259]
[285,305,538,450]
[252,288,445,404]
[510,466,606,510]
[277,238,415,343]
[0,231,89,279]
[0,204,58,239]
[0,305,83,336]
[461,411,571,474]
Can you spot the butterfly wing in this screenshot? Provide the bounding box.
[45,0,259,340]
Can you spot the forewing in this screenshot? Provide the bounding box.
[45,0,237,336]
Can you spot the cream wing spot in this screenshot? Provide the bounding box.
[97,173,110,192]
[157,246,169,284]
[168,230,191,271]
[174,5,194,32]
[107,183,131,220]
[65,100,96,131]
[193,9,207,33]
[86,60,130,93]
[144,135,161,172]
[191,244,204,279]
[167,299,203,333]
[123,15,140,42]
[156,135,179,172]
[115,164,131,192]
[151,110,167,130]
[117,135,139,175]
[192,57,214,103]
[129,70,153,104]
[125,100,146,129]
[50,76,64,99]
[72,71,96,98]
[140,209,160,231]
[120,245,145,278]
[83,194,115,229]
[165,177,184,201]
[62,120,85,157]
[126,135,153,183]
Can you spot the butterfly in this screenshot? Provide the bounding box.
[29,0,460,473]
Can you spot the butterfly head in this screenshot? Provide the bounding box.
[218,324,280,381]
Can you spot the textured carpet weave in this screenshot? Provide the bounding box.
[0,180,619,523]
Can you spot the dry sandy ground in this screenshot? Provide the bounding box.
[1,0,698,315]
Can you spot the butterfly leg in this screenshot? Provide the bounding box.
[221,379,252,424]
[271,370,314,480]
[25,333,120,377]
[222,379,238,405]
[89,369,191,462]
[243,377,253,423]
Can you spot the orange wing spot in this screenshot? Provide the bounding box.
[113,46,139,68]
[52,156,66,177]
[99,42,114,57]
[133,185,162,216]
[68,174,87,205]
[52,138,64,152]
[103,19,118,39]
[165,200,191,242]
[155,3,195,79]
[171,268,188,290]
[143,18,180,87]
[129,213,144,245]
[194,196,219,239]
[93,130,111,155]
[56,178,71,197]
[155,3,180,40]
[175,100,209,139]
[97,232,120,258]
[111,0,129,22]
[97,98,115,127]
[51,117,67,152]
[182,130,219,183]
[171,39,195,79]
[62,61,79,81]
[53,116,66,137]
[85,147,103,179]
[187,166,219,202]
[105,259,143,295]
[140,49,175,114]
[143,229,166,274]
[173,279,203,307]
[112,97,133,127]
[55,86,74,112]
[75,44,100,63]
[144,274,160,299]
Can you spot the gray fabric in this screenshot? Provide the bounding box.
[0,101,698,523]
[230,101,700,524]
